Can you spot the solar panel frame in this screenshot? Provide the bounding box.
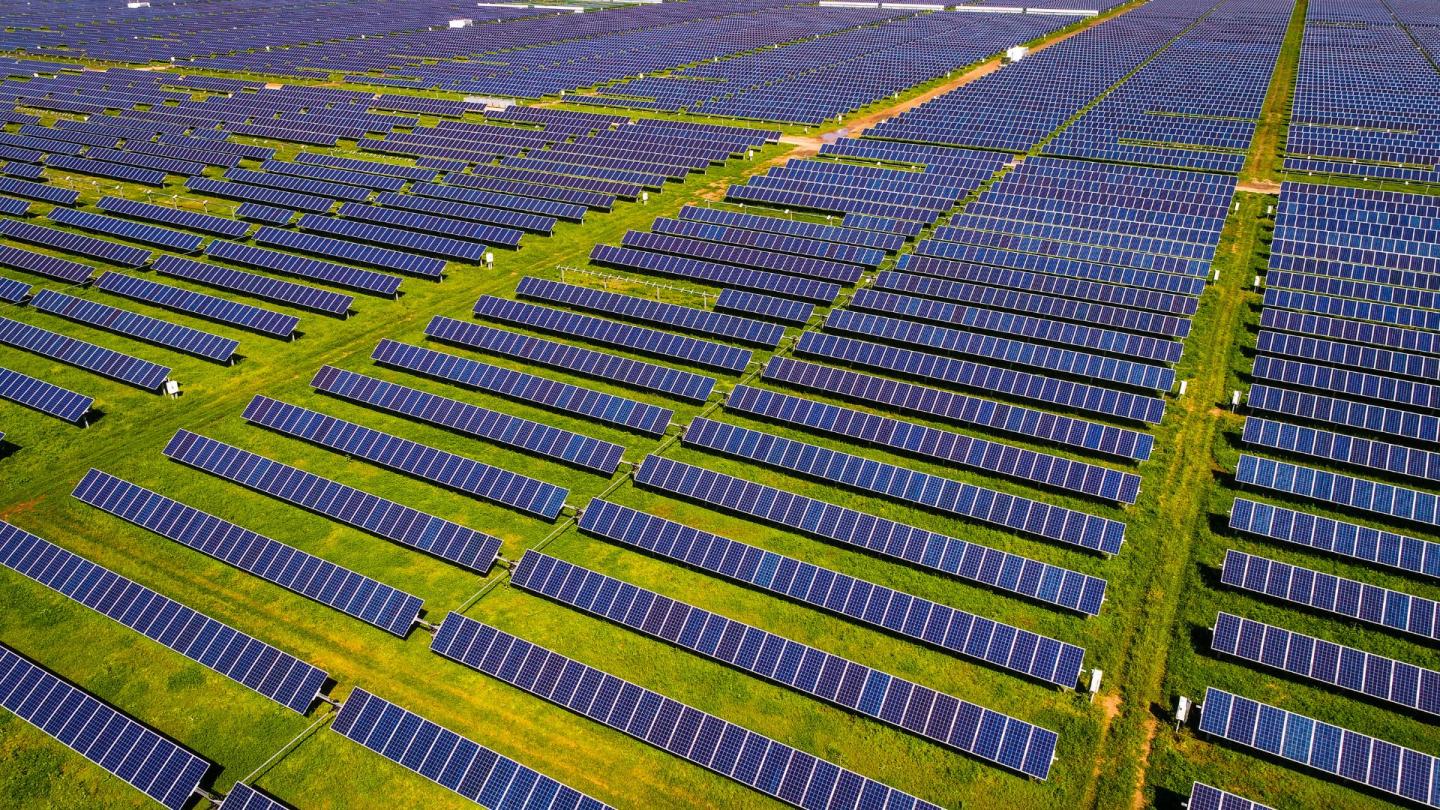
[205,240,402,298]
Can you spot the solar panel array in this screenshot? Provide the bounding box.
[243,395,568,520]
[431,615,946,809]
[0,219,150,268]
[0,365,92,423]
[331,688,612,810]
[1199,687,1440,808]
[72,469,424,637]
[1236,454,1439,531]
[32,289,239,365]
[1188,782,1273,810]
[512,550,1060,779]
[1229,498,1440,580]
[0,520,328,713]
[163,429,503,574]
[95,272,299,341]
[0,314,171,391]
[682,417,1127,555]
[1211,611,1438,718]
[0,643,210,810]
[153,255,353,318]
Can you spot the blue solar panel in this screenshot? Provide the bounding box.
[0,314,171,390]
[331,688,611,810]
[516,277,784,349]
[726,385,1139,504]
[235,202,296,226]
[1198,687,1440,807]
[224,168,369,203]
[96,196,250,238]
[163,430,502,574]
[1243,417,1440,484]
[205,240,402,298]
[1211,612,1438,718]
[431,615,946,809]
[0,643,210,810]
[152,255,351,318]
[46,208,203,253]
[95,272,298,341]
[254,226,445,278]
[0,219,150,268]
[763,356,1153,461]
[0,195,31,215]
[295,152,435,182]
[411,181,586,221]
[371,339,670,437]
[311,365,625,475]
[621,231,863,285]
[1230,497,1440,580]
[1236,454,1439,530]
[243,395,568,520]
[795,331,1167,424]
[1187,782,1273,810]
[632,455,1088,685]
[373,192,555,235]
[579,496,1105,622]
[714,289,814,326]
[0,366,92,423]
[654,217,887,267]
[1261,307,1438,358]
[682,417,1127,555]
[31,289,238,365]
[72,469,423,637]
[261,160,408,192]
[473,296,751,374]
[426,316,715,403]
[44,155,166,186]
[221,783,289,810]
[1247,384,1438,445]
[897,255,1198,318]
[825,308,1176,391]
[0,521,328,713]
[513,550,1061,780]
[298,213,508,258]
[590,245,839,305]
[186,177,334,214]
[1220,549,1439,642]
[1257,330,1438,382]
[0,276,31,303]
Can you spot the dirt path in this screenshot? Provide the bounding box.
[1237,179,1281,194]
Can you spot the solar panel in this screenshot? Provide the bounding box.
[1187,782,1273,810]
[473,296,751,374]
[332,688,612,810]
[254,226,445,278]
[243,395,568,520]
[96,196,250,238]
[374,191,556,235]
[653,217,886,267]
[1247,384,1438,446]
[95,272,299,341]
[31,289,238,365]
[0,195,31,216]
[261,160,408,193]
[235,202,296,226]
[295,152,435,182]
[0,366,92,423]
[310,365,625,476]
[153,255,352,318]
[795,332,1166,424]
[513,550,1060,780]
[579,496,1105,625]
[186,177,334,215]
[44,154,166,186]
[620,231,863,285]
[425,316,716,403]
[1198,687,1439,807]
[430,615,947,809]
[515,277,784,349]
[0,175,79,205]
[0,520,328,713]
[726,385,1140,504]
[0,220,150,268]
[411,181,586,221]
[224,168,368,203]
[45,208,203,253]
[1252,355,1440,411]
[1243,417,1440,484]
[336,202,524,247]
[297,213,507,259]
[163,430,502,574]
[1257,330,1438,382]
[0,642,210,810]
[764,356,1154,461]
[222,783,289,810]
[1211,612,1439,718]
[590,245,840,305]
[1236,454,1439,530]
[0,276,31,303]
[1220,549,1440,642]
[72,469,423,637]
[682,417,1126,555]
[205,240,403,298]
[713,289,814,326]
[1230,498,1440,580]
[0,315,170,390]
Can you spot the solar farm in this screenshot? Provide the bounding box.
[0,0,1433,807]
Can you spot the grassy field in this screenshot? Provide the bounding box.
[1,2,1438,809]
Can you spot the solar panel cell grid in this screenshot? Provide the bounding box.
[1229,497,1440,580]
[0,314,171,390]
[153,255,353,318]
[31,289,238,365]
